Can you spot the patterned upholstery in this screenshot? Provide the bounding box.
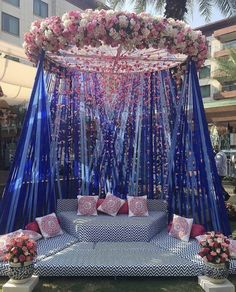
[35,242,200,277]
[1,230,236,277]
[58,211,167,242]
[36,232,78,261]
[151,230,203,264]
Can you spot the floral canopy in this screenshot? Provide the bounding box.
[23,9,208,74]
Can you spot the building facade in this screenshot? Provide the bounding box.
[197,16,236,128]
[0,0,106,171]
[197,17,236,176]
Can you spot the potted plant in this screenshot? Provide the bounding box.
[198,231,230,283]
[4,234,37,283]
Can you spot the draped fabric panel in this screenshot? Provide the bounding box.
[0,52,56,234]
[167,61,231,235]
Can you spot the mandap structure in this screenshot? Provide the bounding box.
[0,10,231,235]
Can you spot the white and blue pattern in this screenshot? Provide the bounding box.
[35,242,199,276]
[59,211,167,242]
[36,232,78,261]
[1,198,236,278]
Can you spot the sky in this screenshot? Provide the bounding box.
[117,1,225,28]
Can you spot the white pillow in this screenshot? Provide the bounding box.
[169,214,193,242]
[36,213,63,239]
[20,230,42,241]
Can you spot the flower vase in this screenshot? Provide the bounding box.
[8,261,34,284]
[203,262,229,284]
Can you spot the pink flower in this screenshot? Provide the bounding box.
[19,255,26,263]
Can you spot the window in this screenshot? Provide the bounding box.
[200,85,211,98]
[4,55,20,62]
[1,12,19,36]
[199,66,211,79]
[223,40,236,50]
[33,0,48,18]
[222,82,236,92]
[3,0,20,7]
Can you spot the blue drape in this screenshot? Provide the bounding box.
[0,51,56,234]
[167,61,231,235]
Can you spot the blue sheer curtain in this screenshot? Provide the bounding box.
[0,52,56,234]
[167,60,231,235]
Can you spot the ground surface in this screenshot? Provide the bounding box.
[1,275,236,291]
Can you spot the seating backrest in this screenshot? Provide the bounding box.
[57,198,167,213]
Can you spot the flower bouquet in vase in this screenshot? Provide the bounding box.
[198,231,230,284]
[4,234,37,283]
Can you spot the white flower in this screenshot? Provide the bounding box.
[40,21,48,30]
[119,15,129,28]
[58,36,67,45]
[62,14,69,22]
[130,18,136,27]
[141,28,150,37]
[45,29,53,39]
[80,19,88,27]
[63,19,72,28]
[30,25,38,33]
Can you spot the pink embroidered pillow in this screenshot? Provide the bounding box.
[36,213,63,239]
[127,195,149,217]
[77,195,98,216]
[169,214,193,242]
[97,193,125,216]
[20,230,42,241]
[168,222,206,239]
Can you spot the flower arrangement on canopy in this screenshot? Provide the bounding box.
[23,9,208,74]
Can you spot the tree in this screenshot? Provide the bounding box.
[214,49,236,83]
[107,0,235,21]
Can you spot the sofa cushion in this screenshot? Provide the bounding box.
[58,210,167,242]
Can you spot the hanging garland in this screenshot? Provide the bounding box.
[23,10,207,73]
